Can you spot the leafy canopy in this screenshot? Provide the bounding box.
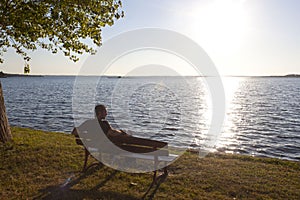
[0,0,124,64]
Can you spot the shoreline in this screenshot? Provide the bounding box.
[9,125,300,162]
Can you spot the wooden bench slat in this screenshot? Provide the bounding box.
[117,144,169,155]
[109,135,168,149]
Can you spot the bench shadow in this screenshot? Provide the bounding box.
[34,163,167,200]
[33,164,137,200]
[34,189,139,200]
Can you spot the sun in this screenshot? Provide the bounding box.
[187,0,249,55]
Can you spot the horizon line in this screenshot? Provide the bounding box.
[1,71,300,78]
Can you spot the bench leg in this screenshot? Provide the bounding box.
[152,170,157,184]
[163,166,168,176]
[83,148,89,172]
[142,171,157,199]
[142,168,168,199]
[151,167,168,184]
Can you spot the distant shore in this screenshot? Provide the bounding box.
[0,71,300,78]
[0,71,43,78]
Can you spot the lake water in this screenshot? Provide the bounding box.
[1,76,300,161]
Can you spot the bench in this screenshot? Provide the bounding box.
[72,127,178,187]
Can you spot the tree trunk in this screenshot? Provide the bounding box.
[0,81,12,143]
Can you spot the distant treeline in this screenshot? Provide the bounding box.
[0,71,43,78]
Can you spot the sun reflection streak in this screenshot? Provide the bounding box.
[191,77,242,151]
[216,77,244,151]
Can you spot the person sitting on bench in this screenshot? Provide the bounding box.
[72,104,176,181]
[94,104,130,137]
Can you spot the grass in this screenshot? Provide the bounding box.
[0,127,300,199]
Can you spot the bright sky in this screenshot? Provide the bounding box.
[1,0,300,76]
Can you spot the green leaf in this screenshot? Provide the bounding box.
[0,0,124,68]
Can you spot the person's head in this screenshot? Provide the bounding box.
[95,104,107,120]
